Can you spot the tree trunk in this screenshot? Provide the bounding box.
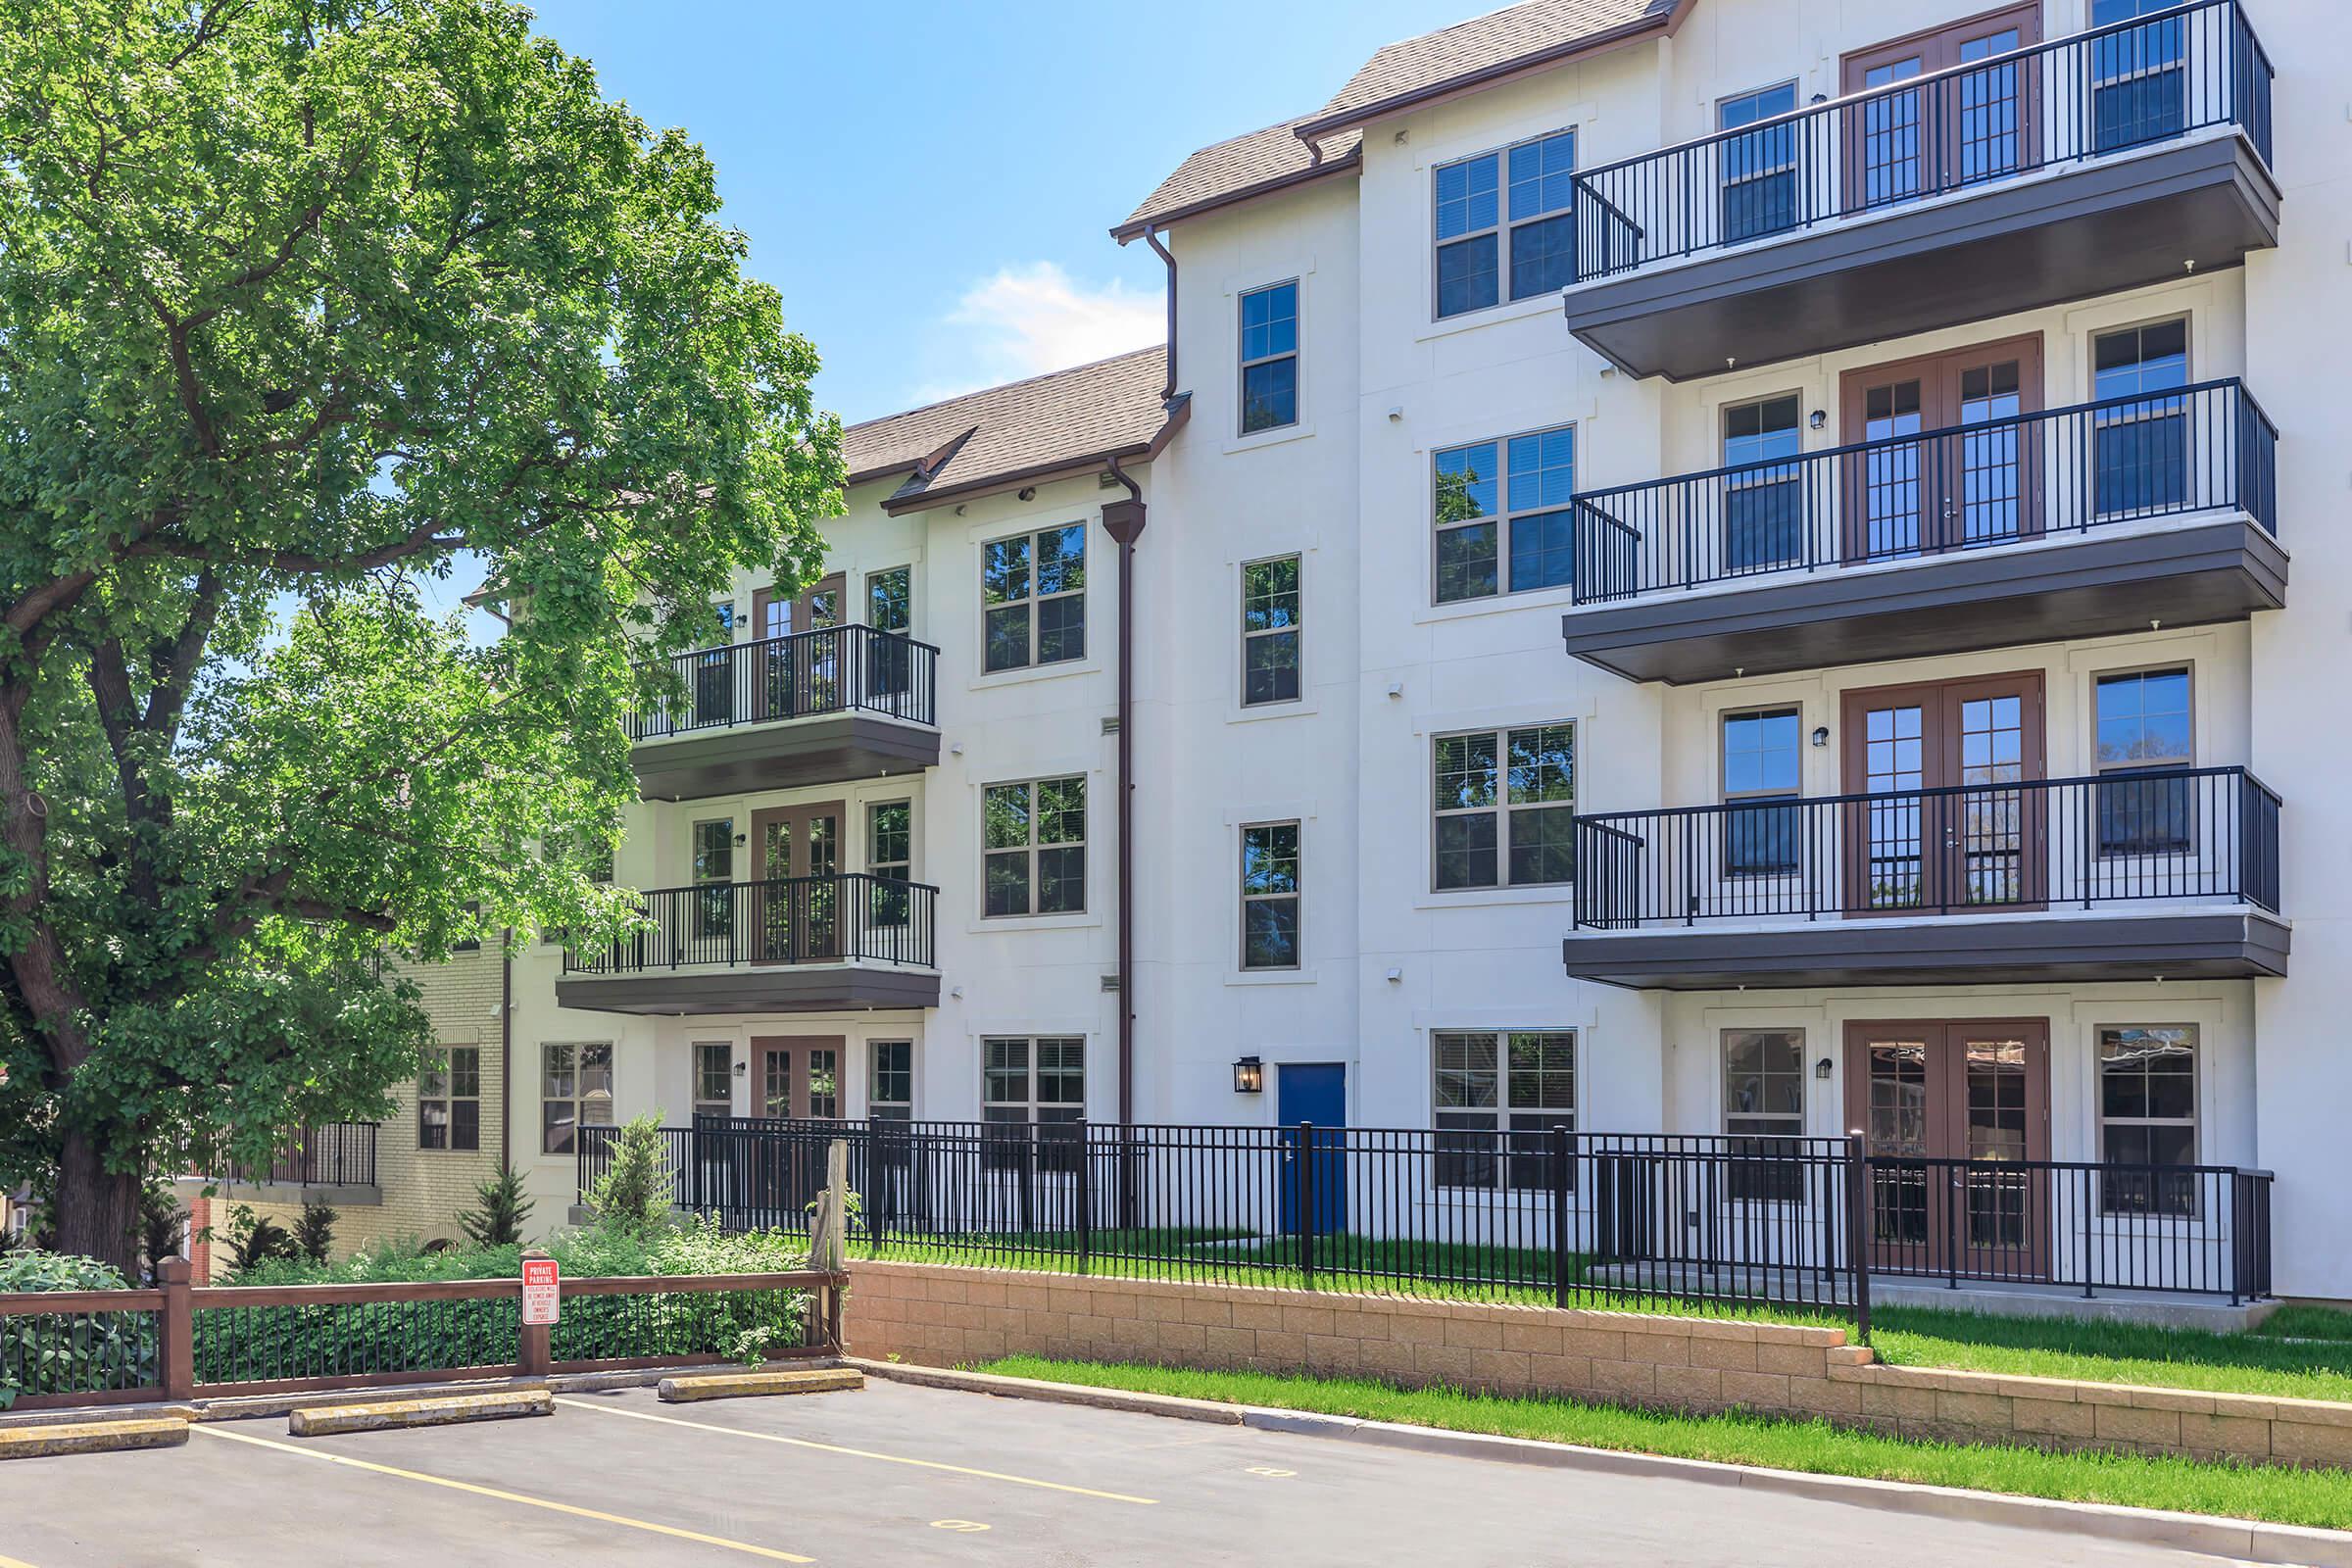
[53,1130,142,1276]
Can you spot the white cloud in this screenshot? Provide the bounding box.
[906,261,1162,406]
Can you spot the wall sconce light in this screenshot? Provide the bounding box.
[1017,486,1038,502]
[1814,1056,1834,1080]
[733,832,749,846]
[1233,1055,1265,1095]
[1808,409,1828,430]
[733,1060,748,1077]
[1811,725,1830,749]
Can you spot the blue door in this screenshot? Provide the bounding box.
[1277,1063,1348,1237]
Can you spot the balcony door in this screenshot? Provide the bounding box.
[1840,5,2041,210]
[1846,1019,2050,1279]
[745,1036,844,1221]
[1839,334,2043,562]
[1841,672,2045,915]
[748,802,843,963]
[751,573,844,720]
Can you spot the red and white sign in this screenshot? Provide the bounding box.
[520,1256,561,1326]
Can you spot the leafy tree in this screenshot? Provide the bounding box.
[0,0,844,1269]
[457,1165,533,1248]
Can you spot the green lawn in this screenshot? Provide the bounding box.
[972,1355,2352,1531]
[1870,1302,2352,1404]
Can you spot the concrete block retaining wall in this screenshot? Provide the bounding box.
[844,1260,2352,1469]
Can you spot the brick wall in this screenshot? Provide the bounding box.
[845,1260,2352,1470]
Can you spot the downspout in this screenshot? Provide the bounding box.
[1138,226,1178,402]
[500,929,514,1174]
[1102,455,1146,1226]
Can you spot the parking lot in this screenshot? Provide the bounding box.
[0,1379,2272,1565]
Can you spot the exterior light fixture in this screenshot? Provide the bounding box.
[1808,409,1827,430]
[1811,725,1830,749]
[1815,1056,1834,1080]
[1233,1055,1265,1095]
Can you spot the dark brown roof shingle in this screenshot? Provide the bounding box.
[1115,117,1363,239]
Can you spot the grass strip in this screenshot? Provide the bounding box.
[973,1354,2352,1531]
[1871,1304,2352,1405]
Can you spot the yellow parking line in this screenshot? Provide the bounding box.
[555,1396,1159,1505]
[0,1552,41,1568]
[195,1425,814,1561]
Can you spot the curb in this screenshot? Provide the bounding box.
[288,1389,553,1437]
[846,1360,2352,1568]
[659,1368,864,1403]
[0,1416,187,1460]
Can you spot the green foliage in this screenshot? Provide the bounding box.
[137,1184,185,1280]
[0,1250,156,1409]
[223,1205,299,1275]
[458,1167,534,1248]
[585,1113,675,1235]
[292,1200,338,1266]
[0,0,844,1267]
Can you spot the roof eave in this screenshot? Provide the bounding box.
[880,394,1194,516]
[1110,150,1363,242]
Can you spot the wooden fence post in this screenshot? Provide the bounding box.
[517,1248,553,1378]
[809,1139,848,1274]
[158,1257,195,1401]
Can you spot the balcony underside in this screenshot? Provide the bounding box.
[556,964,941,1015]
[632,713,939,802]
[1561,515,2285,684]
[1561,909,2289,990]
[1565,135,2279,382]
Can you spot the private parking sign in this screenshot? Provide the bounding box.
[520,1255,560,1326]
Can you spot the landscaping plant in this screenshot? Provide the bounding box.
[458,1168,534,1248]
[585,1114,676,1236]
[0,1250,156,1409]
[292,1200,338,1266]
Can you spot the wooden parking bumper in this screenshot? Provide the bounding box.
[0,1416,187,1458]
[289,1388,553,1436]
[658,1368,863,1403]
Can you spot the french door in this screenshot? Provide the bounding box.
[748,801,844,962]
[1847,1019,2050,1278]
[1839,334,2043,562]
[751,573,844,718]
[1840,5,2042,211]
[745,1036,845,1220]
[1841,672,2045,915]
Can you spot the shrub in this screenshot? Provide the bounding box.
[458,1168,533,1248]
[0,1250,157,1409]
[293,1200,337,1266]
[138,1185,185,1280]
[585,1113,675,1235]
[223,1205,298,1275]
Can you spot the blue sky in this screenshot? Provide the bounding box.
[520,0,1472,425]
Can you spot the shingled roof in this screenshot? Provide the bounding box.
[841,347,1181,513]
[1118,0,1686,238]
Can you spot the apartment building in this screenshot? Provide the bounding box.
[367,0,2345,1305]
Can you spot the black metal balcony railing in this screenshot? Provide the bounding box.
[220,1123,379,1189]
[1574,765,2279,929]
[564,872,938,974]
[627,624,939,742]
[1571,379,2277,605]
[1573,0,2274,281]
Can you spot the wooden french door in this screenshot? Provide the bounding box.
[1841,672,2045,915]
[748,1036,844,1219]
[751,573,844,718]
[1839,334,2043,562]
[1840,5,2042,212]
[748,801,844,962]
[1847,1019,2051,1278]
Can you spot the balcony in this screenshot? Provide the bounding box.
[555,872,940,1014]
[1564,766,2286,989]
[1565,0,2278,379]
[198,1123,381,1203]
[1561,379,2282,682]
[628,624,940,802]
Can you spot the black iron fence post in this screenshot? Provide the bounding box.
[1075,1120,1093,1277]
[1550,1124,1572,1308]
[1843,1134,1872,1345]
[1296,1122,1317,1292]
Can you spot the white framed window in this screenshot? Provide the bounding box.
[981,1037,1085,1173]
[983,776,1086,916]
[2098,1024,2198,1215]
[2093,665,2193,857]
[807,1045,840,1120]
[1239,280,1299,433]
[1720,707,1803,877]
[540,1042,613,1154]
[1433,1030,1575,1191]
[1722,1029,1805,1201]
[1434,128,1577,318]
[1432,723,1575,891]
[1433,425,1576,603]
[865,565,912,632]
[1240,821,1301,970]
[869,1040,913,1121]
[1241,554,1301,706]
[418,1046,480,1152]
[982,524,1086,672]
[692,1042,733,1121]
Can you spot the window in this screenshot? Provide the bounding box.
[692,817,735,938]
[1433,723,1574,891]
[982,524,1086,672]
[866,566,911,633]
[983,776,1086,916]
[2090,0,2187,152]
[453,902,482,953]
[2091,318,2189,514]
[1433,425,1576,603]
[692,1042,732,1121]
[869,1040,913,1121]
[2098,1025,2197,1215]
[541,1042,613,1154]
[1721,708,1803,876]
[1240,822,1301,970]
[1434,128,1576,318]
[1433,1030,1575,1191]
[2095,667,2193,855]
[981,1037,1085,1172]
[418,1046,480,1152]
[807,1047,840,1121]
[1241,555,1301,706]
[1718,83,1799,243]
[1721,394,1805,573]
[1722,1030,1805,1201]
[1239,281,1298,433]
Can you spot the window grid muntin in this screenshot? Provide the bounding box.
[1241,554,1302,706]
[2097,1024,2198,1216]
[1434,128,1576,319]
[869,1040,913,1120]
[983,524,1087,673]
[418,1045,482,1152]
[1432,423,1577,604]
[866,565,912,633]
[1433,1029,1576,1191]
[1239,280,1300,434]
[1432,722,1575,891]
[1240,820,1302,970]
[983,775,1087,917]
[540,1041,613,1155]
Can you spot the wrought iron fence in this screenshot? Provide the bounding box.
[1570,379,2277,604]
[1573,765,2280,929]
[1573,0,2273,281]
[217,1122,379,1189]
[627,622,939,741]
[563,872,938,974]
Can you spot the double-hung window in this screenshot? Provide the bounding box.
[864,564,914,702]
[983,776,1085,916]
[1240,822,1301,970]
[869,1041,913,1122]
[983,524,1086,672]
[1433,1030,1575,1191]
[867,799,913,932]
[2098,1025,2197,1215]
[2094,666,2193,856]
[1239,281,1298,433]
[1718,83,1799,243]
[1241,555,1301,706]
[541,1042,613,1155]
[418,1046,480,1152]
[982,1037,1085,1172]
[2090,0,2188,153]
[1433,425,1576,603]
[691,817,734,942]
[692,1042,732,1121]
[1722,1029,1805,1201]
[1434,129,1576,318]
[2091,319,2189,515]
[1721,394,1805,573]
[1721,708,1803,876]
[1433,723,1574,891]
